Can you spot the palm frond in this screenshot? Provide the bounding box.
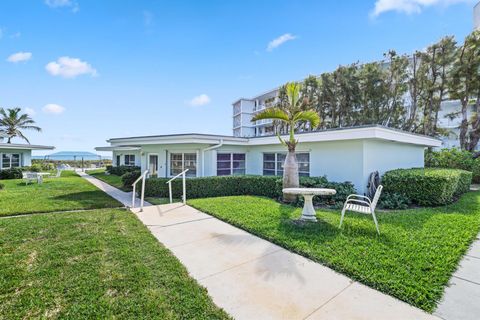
[293,110,321,129]
[251,108,290,123]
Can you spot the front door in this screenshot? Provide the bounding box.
[149,154,158,176]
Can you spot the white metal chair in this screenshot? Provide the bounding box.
[22,172,38,185]
[339,185,383,235]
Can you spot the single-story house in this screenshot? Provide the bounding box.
[0,134,55,169]
[95,125,441,194]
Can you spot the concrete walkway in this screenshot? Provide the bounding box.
[133,203,439,320]
[77,170,151,208]
[434,234,480,320]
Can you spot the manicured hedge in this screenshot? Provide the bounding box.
[107,165,140,176]
[121,170,141,188]
[0,168,23,180]
[382,168,472,206]
[425,148,480,183]
[144,175,355,207]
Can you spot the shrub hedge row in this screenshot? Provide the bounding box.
[106,165,140,176]
[425,148,480,183]
[144,175,355,207]
[0,168,23,180]
[382,168,472,206]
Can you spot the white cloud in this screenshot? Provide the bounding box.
[370,0,469,17]
[25,108,36,116]
[10,32,21,39]
[42,104,65,114]
[45,56,97,78]
[267,33,297,51]
[45,0,79,12]
[7,51,32,63]
[188,94,211,107]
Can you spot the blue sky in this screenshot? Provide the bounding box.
[0,0,477,156]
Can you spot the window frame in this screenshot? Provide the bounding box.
[263,152,310,177]
[169,152,197,177]
[216,152,246,176]
[1,153,21,169]
[124,154,136,167]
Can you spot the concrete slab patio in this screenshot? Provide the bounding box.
[133,203,439,320]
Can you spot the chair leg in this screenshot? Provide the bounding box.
[371,209,380,235]
[339,206,347,229]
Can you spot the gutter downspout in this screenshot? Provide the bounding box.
[201,139,223,177]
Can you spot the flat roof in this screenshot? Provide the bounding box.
[97,125,441,150]
[0,143,55,150]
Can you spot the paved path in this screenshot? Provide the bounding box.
[133,203,438,320]
[433,185,480,320]
[77,170,151,208]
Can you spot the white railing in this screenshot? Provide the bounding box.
[166,169,189,205]
[131,170,149,211]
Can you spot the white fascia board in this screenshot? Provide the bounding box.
[108,135,248,146]
[0,143,55,150]
[247,127,441,147]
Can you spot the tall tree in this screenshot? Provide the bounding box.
[449,30,480,150]
[252,82,320,202]
[382,50,409,128]
[0,107,42,143]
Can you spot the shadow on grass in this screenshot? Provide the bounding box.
[52,191,116,202]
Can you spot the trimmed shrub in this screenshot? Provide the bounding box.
[425,148,480,183]
[0,168,23,180]
[378,192,411,210]
[121,170,141,188]
[382,168,472,206]
[144,175,355,208]
[108,165,140,176]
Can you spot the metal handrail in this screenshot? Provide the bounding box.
[131,170,149,211]
[166,169,189,204]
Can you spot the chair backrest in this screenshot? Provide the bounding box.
[371,185,383,211]
[55,169,62,177]
[26,172,37,179]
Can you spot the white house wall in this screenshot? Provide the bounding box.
[362,139,424,190]
[0,149,32,167]
[108,137,427,194]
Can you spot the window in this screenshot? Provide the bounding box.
[217,153,246,176]
[2,153,20,169]
[263,153,309,177]
[116,155,120,166]
[170,153,197,177]
[124,155,136,166]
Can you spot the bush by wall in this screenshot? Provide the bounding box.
[0,168,23,180]
[107,165,140,176]
[121,170,141,188]
[144,175,355,208]
[425,148,480,183]
[382,168,472,206]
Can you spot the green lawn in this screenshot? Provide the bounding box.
[0,209,229,319]
[87,169,127,191]
[188,192,480,312]
[0,171,122,217]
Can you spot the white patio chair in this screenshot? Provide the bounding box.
[339,185,383,235]
[22,172,38,185]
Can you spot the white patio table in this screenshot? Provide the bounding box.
[36,172,51,184]
[283,188,336,222]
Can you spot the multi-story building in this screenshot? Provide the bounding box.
[232,2,480,150]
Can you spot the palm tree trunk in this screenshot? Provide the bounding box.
[283,149,300,202]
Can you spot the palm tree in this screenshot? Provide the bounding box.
[252,82,320,202]
[0,108,42,144]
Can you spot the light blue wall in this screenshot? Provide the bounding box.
[111,138,426,194]
[0,149,32,167]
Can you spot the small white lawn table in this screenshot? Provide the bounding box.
[36,172,51,184]
[283,188,336,222]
